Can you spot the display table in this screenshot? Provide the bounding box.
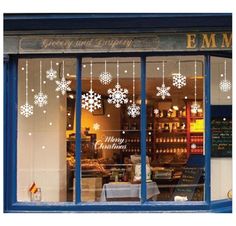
[100,182,160,201]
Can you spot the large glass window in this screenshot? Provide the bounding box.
[146,56,205,201]
[81,57,147,202]
[210,56,232,200]
[17,58,76,202]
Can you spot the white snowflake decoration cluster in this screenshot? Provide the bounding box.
[219,79,231,92]
[127,103,140,118]
[108,84,129,108]
[34,92,48,107]
[172,73,186,89]
[156,83,171,100]
[20,103,34,118]
[99,72,112,85]
[82,89,102,112]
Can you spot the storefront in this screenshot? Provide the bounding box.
[4,13,232,212]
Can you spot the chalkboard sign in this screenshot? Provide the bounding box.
[211,118,232,157]
[172,168,203,201]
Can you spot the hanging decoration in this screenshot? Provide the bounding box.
[127,61,140,118]
[107,60,129,108]
[34,61,48,107]
[82,61,102,112]
[191,60,200,113]
[20,60,34,118]
[172,60,186,89]
[99,60,112,85]
[156,61,171,100]
[55,61,72,95]
[219,59,231,92]
[46,60,57,80]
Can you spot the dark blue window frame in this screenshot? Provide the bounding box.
[3,52,231,212]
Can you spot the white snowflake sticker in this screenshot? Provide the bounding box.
[156,83,171,100]
[99,72,112,85]
[93,123,100,131]
[46,61,57,80]
[127,103,140,118]
[154,108,159,116]
[107,84,129,108]
[191,102,200,113]
[46,68,57,80]
[20,103,34,118]
[82,89,102,112]
[56,77,72,95]
[219,79,231,92]
[172,73,186,89]
[34,92,48,107]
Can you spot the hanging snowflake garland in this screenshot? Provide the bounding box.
[34,92,48,107]
[156,61,171,100]
[191,60,200,113]
[20,103,34,118]
[34,61,48,107]
[172,60,186,89]
[99,60,112,85]
[156,83,171,100]
[55,61,72,95]
[219,60,231,92]
[191,102,200,113]
[20,60,34,118]
[108,84,129,108]
[127,103,140,118]
[107,60,129,108]
[46,61,57,80]
[127,61,140,118]
[219,80,231,92]
[82,89,101,112]
[82,61,102,113]
[172,73,186,89]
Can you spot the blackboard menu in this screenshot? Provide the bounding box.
[211,118,232,157]
[172,168,203,201]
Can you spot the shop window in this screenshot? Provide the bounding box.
[146,56,205,201]
[210,57,232,200]
[17,58,76,202]
[81,57,143,202]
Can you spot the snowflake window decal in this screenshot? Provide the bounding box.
[219,59,231,92]
[20,60,34,118]
[82,61,102,113]
[93,123,100,131]
[34,61,48,107]
[156,61,171,100]
[191,60,200,113]
[46,60,57,80]
[172,60,186,89]
[99,60,112,85]
[127,61,140,118]
[107,60,129,108]
[55,61,72,95]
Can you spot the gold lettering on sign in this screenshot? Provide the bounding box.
[186,33,196,48]
[201,33,217,48]
[221,33,232,48]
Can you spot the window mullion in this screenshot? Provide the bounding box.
[141,56,147,203]
[75,56,82,204]
[204,55,211,203]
